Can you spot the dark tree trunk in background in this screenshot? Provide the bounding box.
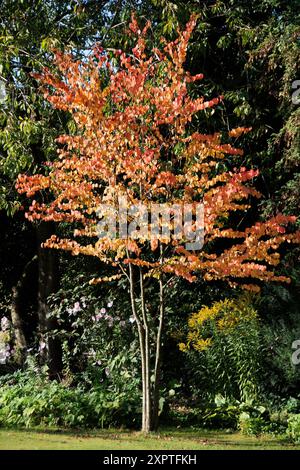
[11,288,27,350]
[10,255,38,362]
[37,222,62,377]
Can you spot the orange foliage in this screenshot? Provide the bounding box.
[16,14,300,291]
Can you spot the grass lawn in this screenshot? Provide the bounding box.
[0,428,298,450]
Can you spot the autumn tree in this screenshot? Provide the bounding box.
[17,15,299,432]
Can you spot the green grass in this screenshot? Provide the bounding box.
[0,428,298,450]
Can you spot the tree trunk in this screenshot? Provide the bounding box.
[10,255,38,361]
[37,222,62,377]
[11,286,27,358]
[128,255,165,433]
[128,260,152,432]
[151,273,164,431]
[139,269,152,432]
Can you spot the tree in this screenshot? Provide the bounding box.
[17,14,299,432]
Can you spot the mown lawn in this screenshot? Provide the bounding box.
[0,428,298,450]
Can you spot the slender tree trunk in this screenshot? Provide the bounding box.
[139,269,151,432]
[37,222,62,377]
[127,247,165,433]
[151,273,164,431]
[151,245,165,431]
[128,259,152,432]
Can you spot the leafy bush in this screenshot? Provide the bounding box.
[168,396,290,434]
[0,265,142,430]
[239,415,267,436]
[168,396,241,430]
[199,404,239,429]
[287,414,300,443]
[238,401,289,436]
[167,404,239,430]
[257,283,300,397]
[197,394,239,429]
[238,400,268,435]
[260,319,300,397]
[47,270,142,388]
[0,365,140,429]
[180,296,261,402]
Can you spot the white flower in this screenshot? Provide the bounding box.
[1,316,10,331]
[66,301,82,315]
[107,301,113,308]
[73,302,82,313]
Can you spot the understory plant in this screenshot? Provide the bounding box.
[0,359,140,429]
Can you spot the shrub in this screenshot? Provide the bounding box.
[287,414,300,443]
[199,404,239,429]
[0,366,140,429]
[168,395,240,430]
[239,415,267,436]
[238,402,289,436]
[180,296,261,402]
